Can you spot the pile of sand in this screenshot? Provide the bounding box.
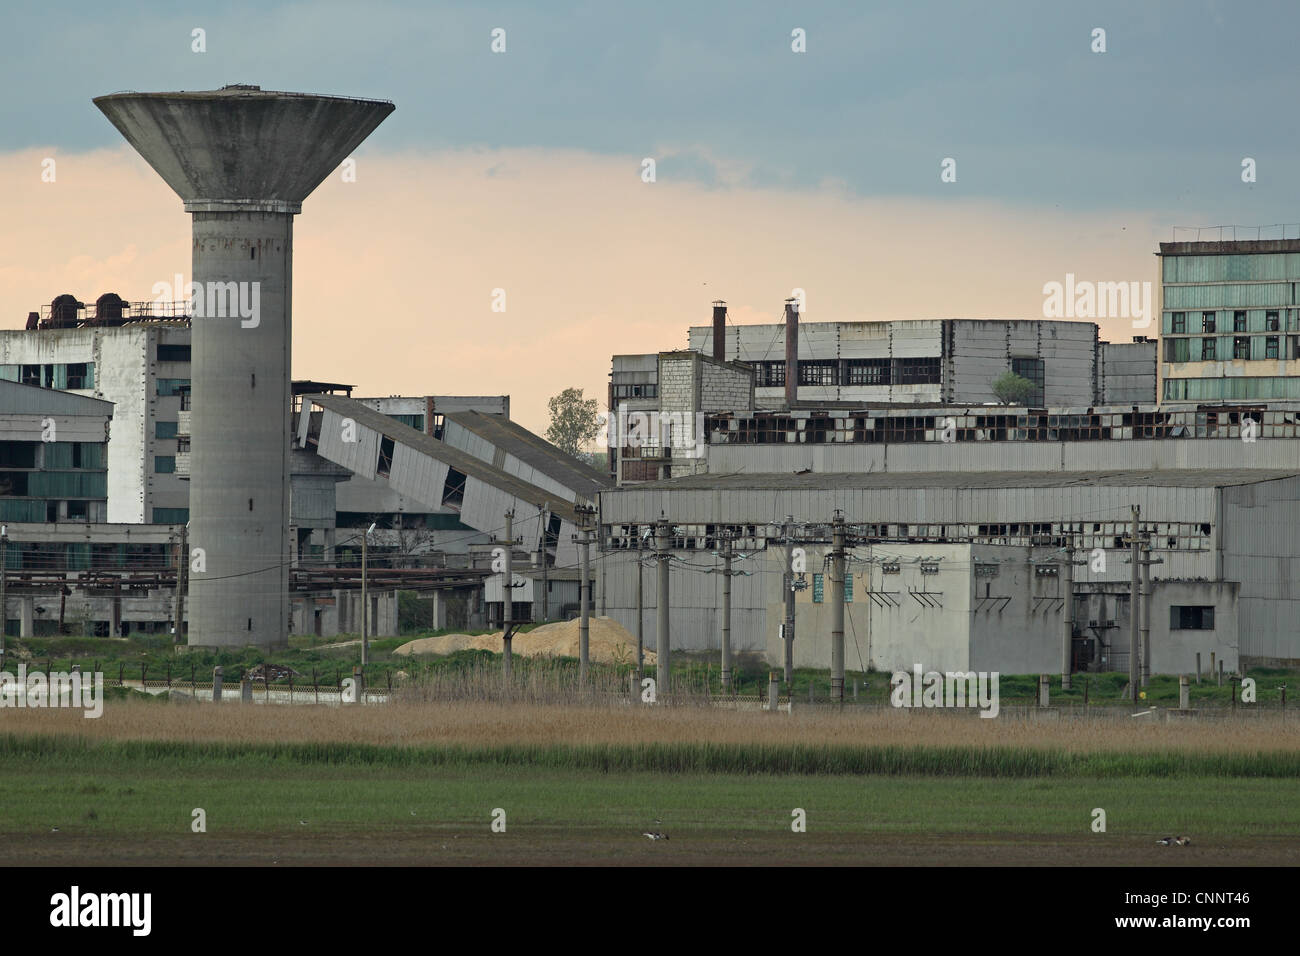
[394,616,655,665]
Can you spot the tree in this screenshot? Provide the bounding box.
[546,387,601,458]
[991,370,1038,405]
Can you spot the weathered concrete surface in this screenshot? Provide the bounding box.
[94,87,394,648]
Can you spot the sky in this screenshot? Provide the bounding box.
[2,0,1298,435]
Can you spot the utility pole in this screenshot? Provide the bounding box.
[172,523,188,645]
[720,531,733,693]
[635,531,645,681]
[1061,540,1074,690]
[1140,533,1151,688]
[783,516,796,685]
[655,516,671,695]
[0,526,7,664]
[502,509,514,683]
[361,525,370,667]
[830,512,846,702]
[1128,504,1140,702]
[577,506,594,683]
[539,505,549,623]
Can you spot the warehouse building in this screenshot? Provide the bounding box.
[598,469,1300,673]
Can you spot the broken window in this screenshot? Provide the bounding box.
[1233,337,1250,359]
[798,362,838,386]
[376,436,395,477]
[845,358,890,385]
[1202,312,1216,333]
[441,467,467,507]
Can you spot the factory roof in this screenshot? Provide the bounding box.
[622,469,1300,492]
[304,394,584,523]
[0,379,114,417]
[443,410,610,496]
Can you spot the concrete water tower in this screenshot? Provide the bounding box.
[94,86,394,647]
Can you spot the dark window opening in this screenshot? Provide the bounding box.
[845,358,891,385]
[376,436,395,478]
[441,467,467,508]
[1233,337,1250,359]
[156,344,191,363]
[1170,605,1214,630]
[896,356,942,386]
[798,361,838,386]
[1010,357,1046,405]
[1202,312,1216,333]
[1234,311,1247,332]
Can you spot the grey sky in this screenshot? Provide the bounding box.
[2,0,1295,227]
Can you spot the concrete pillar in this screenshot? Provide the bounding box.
[1038,674,1050,707]
[430,591,448,630]
[240,678,253,703]
[768,673,780,712]
[212,666,223,703]
[324,527,337,566]
[19,597,33,638]
[1179,675,1190,710]
[352,665,364,704]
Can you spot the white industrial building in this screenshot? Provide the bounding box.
[0,296,191,524]
[598,469,1299,673]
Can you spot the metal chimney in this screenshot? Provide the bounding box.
[711,300,727,362]
[784,297,799,408]
[94,86,394,648]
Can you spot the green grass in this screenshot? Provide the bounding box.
[0,749,1296,839]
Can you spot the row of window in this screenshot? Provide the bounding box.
[1168,310,1286,334]
[1163,335,1293,362]
[0,363,95,389]
[753,357,943,388]
[611,384,658,400]
[1163,375,1300,401]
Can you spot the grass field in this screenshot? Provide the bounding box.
[2,702,1298,865]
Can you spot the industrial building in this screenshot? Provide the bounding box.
[1159,239,1300,402]
[0,299,191,523]
[599,294,1300,674]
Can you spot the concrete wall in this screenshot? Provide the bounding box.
[1148,580,1239,674]
[1220,475,1300,664]
[1099,341,1157,404]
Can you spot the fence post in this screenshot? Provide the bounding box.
[768,672,779,712]
[353,665,364,705]
[213,666,223,704]
[240,677,252,703]
[1179,675,1190,710]
[118,662,123,685]
[1038,674,1050,708]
